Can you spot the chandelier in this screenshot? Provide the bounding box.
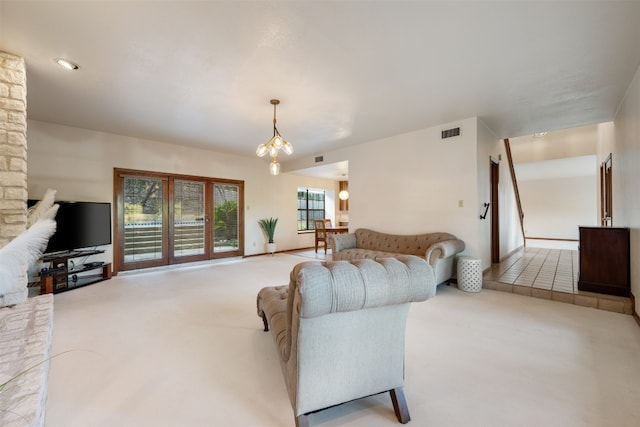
[256,99,293,175]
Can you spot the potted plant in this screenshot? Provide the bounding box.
[258,217,278,254]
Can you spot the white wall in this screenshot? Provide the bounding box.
[286,117,525,269]
[519,175,597,240]
[26,120,337,264]
[344,118,481,259]
[515,156,598,240]
[605,60,640,314]
[476,120,497,267]
[288,118,479,259]
[29,115,529,274]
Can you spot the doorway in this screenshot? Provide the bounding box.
[490,159,500,263]
[114,168,244,272]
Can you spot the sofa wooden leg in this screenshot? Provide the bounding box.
[390,387,411,424]
[261,312,269,332]
[296,413,310,427]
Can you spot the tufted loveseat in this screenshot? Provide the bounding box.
[330,228,465,285]
[256,256,436,426]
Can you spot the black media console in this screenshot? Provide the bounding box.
[40,249,112,294]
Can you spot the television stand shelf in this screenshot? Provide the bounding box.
[40,250,112,294]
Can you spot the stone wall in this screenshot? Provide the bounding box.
[0,51,28,249]
[0,294,53,427]
[0,51,29,306]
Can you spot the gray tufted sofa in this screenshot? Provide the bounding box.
[256,256,436,427]
[330,228,465,285]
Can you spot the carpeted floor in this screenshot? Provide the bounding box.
[46,253,640,426]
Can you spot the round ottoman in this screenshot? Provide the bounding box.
[457,257,482,292]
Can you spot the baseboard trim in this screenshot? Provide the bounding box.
[244,246,318,258]
[631,293,639,328]
[526,237,579,242]
[499,244,524,263]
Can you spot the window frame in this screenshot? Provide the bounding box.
[297,188,326,231]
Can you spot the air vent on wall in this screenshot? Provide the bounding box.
[441,127,461,139]
[315,156,324,163]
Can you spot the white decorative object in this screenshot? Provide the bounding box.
[0,216,57,307]
[266,243,276,254]
[27,188,58,227]
[457,257,483,292]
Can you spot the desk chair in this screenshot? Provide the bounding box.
[313,219,332,253]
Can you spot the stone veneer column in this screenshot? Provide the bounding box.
[0,51,29,306]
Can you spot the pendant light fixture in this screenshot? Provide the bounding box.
[256,99,293,175]
[338,180,349,211]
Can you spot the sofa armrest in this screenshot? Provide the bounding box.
[425,239,466,266]
[329,233,357,253]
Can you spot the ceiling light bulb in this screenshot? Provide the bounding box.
[272,135,284,149]
[282,141,293,155]
[54,58,80,70]
[256,144,269,157]
[270,160,281,175]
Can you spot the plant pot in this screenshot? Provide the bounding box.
[266,242,276,254]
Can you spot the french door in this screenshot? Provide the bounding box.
[114,169,244,272]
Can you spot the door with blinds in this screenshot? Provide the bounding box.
[170,179,207,263]
[212,183,241,257]
[115,169,244,272]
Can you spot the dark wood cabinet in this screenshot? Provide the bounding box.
[578,226,630,296]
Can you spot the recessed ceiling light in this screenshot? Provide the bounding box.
[54,58,80,70]
[533,132,547,138]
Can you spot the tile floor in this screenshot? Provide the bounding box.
[483,244,634,315]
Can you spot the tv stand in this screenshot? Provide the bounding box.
[40,250,112,294]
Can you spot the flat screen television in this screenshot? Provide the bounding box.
[27,200,112,254]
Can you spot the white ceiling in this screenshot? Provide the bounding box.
[2,1,640,179]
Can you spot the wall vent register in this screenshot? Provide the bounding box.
[441,127,461,139]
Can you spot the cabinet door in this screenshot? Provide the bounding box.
[578,227,629,296]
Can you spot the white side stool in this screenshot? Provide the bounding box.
[457,257,483,292]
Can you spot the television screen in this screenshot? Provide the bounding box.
[28,200,112,254]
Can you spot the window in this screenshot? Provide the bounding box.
[297,188,326,231]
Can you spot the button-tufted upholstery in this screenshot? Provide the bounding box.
[256,256,436,427]
[330,228,465,285]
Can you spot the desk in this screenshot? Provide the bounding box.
[325,227,349,234]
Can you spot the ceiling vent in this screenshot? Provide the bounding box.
[441,126,461,139]
[315,156,324,163]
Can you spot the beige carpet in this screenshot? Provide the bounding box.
[46,253,640,427]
